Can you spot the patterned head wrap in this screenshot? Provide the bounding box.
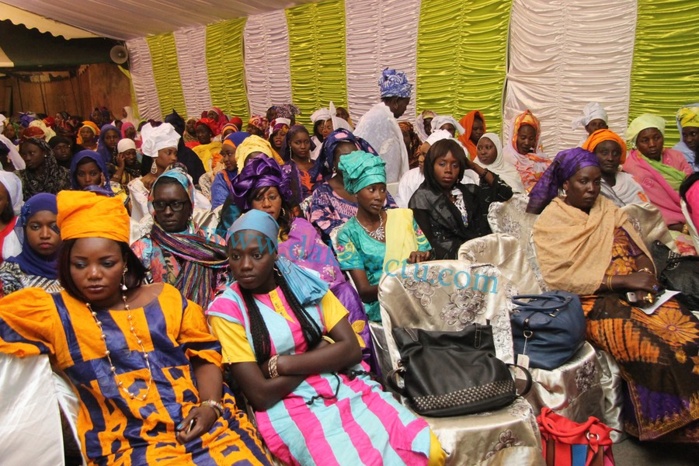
[526,148,600,214]
[231,156,293,211]
[314,128,378,181]
[21,126,46,141]
[571,102,608,129]
[512,110,541,151]
[28,120,55,141]
[57,190,130,243]
[247,115,269,133]
[227,209,279,248]
[625,114,665,145]
[338,150,387,195]
[140,122,181,158]
[223,131,251,149]
[76,121,100,145]
[147,165,195,218]
[230,117,244,130]
[221,122,239,135]
[273,104,301,119]
[582,129,628,163]
[378,68,412,99]
[677,107,699,129]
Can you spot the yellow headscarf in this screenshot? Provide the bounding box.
[624,114,665,146]
[677,107,699,129]
[234,135,285,172]
[76,121,100,145]
[57,191,130,243]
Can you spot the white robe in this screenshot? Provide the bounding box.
[354,102,409,183]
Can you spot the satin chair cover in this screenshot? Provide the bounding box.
[681,199,699,252]
[620,202,677,252]
[378,260,543,465]
[0,353,83,465]
[459,233,625,441]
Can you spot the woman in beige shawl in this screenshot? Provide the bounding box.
[530,148,699,442]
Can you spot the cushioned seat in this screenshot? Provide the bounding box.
[378,260,543,465]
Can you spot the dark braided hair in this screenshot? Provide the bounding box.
[241,267,323,363]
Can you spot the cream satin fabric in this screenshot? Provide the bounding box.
[378,260,543,465]
[504,0,637,155]
[174,26,213,119]
[0,354,81,465]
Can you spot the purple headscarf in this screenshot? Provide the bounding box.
[231,156,294,211]
[313,128,378,181]
[526,148,600,214]
[7,193,59,279]
[96,124,121,165]
[70,150,111,191]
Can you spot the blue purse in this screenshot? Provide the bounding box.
[510,291,586,370]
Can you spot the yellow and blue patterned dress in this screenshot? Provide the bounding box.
[0,284,271,465]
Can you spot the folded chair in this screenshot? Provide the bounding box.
[378,260,543,465]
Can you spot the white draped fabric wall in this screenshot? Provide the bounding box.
[344,0,422,125]
[173,27,212,119]
[504,0,638,155]
[244,10,293,117]
[127,37,161,121]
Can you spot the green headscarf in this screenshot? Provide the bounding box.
[338,150,386,195]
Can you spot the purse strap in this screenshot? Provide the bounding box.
[511,293,571,311]
[509,363,533,397]
[385,367,407,397]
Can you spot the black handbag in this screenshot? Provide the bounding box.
[511,291,586,370]
[386,323,531,417]
[651,240,699,309]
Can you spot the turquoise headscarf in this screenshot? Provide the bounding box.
[338,150,387,195]
[227,209,328,304]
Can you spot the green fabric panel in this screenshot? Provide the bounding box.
[206,18,249,118]
[416,0,512,134]
[629,0,699,145]
[286,0,347,127]
[146,34,186,118]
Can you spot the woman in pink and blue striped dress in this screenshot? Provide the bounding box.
[207,209,444,466]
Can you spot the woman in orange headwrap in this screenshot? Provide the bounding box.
[458,110,486,160]
[503,110,551,192]
[0,190,271,465]
[76,121,100,151]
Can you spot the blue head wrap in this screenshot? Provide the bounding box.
[70,150,111,190]
[379,68,412,99]
[227,209,279,248]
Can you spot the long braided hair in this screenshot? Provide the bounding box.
[240,263,323,363]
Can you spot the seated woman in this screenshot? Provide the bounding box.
[582,129,647,207]
[0,193,61,296]
[267,118,289,154]
[48,135,75,169]
[210,132,250,210]
[132,166,228,308]
[503,110,551,192]
[70,150,126,202]
[231,156,371,356]
[571,102,608,142]
[336,151,431,322]
[674,105,699,171]
[415,109,436,142]
[110,138,142,195]
[281,125,319,200]
[475,133,526,194]
[96,124,121,166]
[0,172,22,262]
[529,148,699,442]
[18,137,71,201]
[307,129,397,245]
[207,209,444,465]
[458,110,486,160]
[75,121,99,151]
[430,115,464,139]
[246,115,268,138]
[0,190,271,465]
[622,114,693,230]
[192,118,222,173]
[410,139,513,260]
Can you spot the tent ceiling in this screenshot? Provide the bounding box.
[0,1,319,40]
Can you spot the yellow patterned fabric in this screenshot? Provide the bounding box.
[146,34,186,117]
[0,285,270,465]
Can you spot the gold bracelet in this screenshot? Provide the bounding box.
[268,354,279,379]
[637,267,653,275]
[606,275,614,291]
[200,399,224,418]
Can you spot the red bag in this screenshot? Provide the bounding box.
[537,407,615,466]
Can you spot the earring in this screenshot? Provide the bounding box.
[121,267,129,291]
[560,189,567,199]
[150,163,158,175]
[280,208,287,218]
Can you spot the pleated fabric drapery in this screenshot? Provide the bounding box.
[286,0,348,127]
[504,0,638,154]
[146,33,187,119]
[417,0,512,135]
[174,26,213,120]
[244,10,294,117]
[206,18,249,120]
[126,37,162,121]
[345,0,421,125]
